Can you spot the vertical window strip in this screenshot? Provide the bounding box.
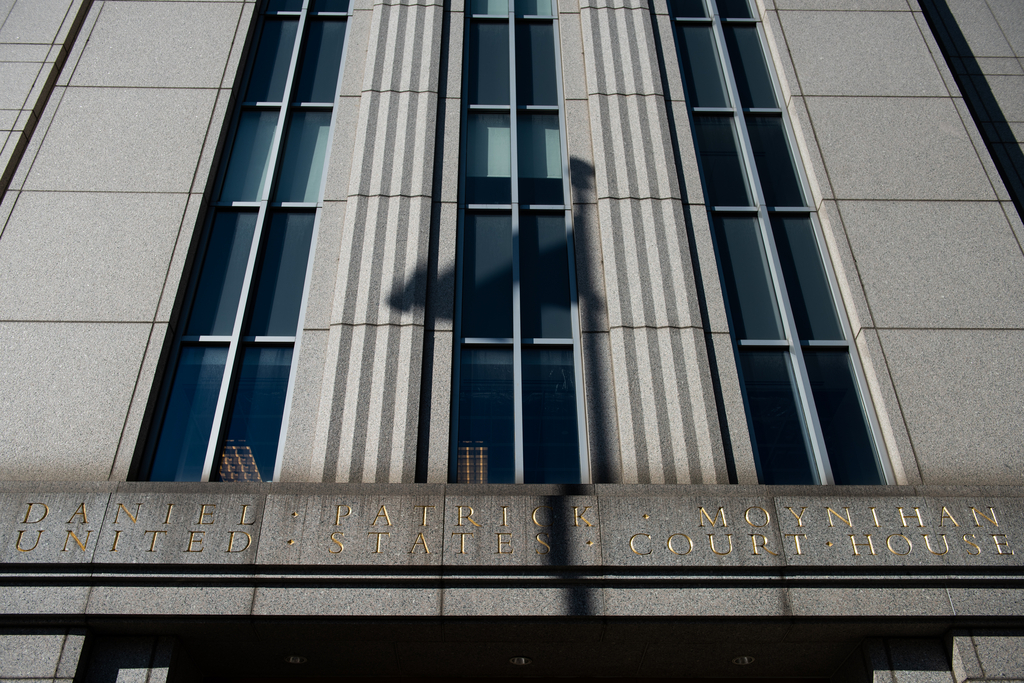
[669,0,891,485]
[452,0,589,484]
[142,0,350,482]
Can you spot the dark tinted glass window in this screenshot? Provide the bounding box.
[805,351,882,485]
[723,25,775,108]
[468,23,510,105]
[770,216,842,340]
[671,0,706,17]
[187,212,257,336]
[246,20,298,102]
[462,214,513,338]
[717,0,751,18]
[520,214,571,339]
[296,20,346,102]
[678,25,730,108]
[746,116,804,206]
[714,216,784,340]
[693,116,751,206]
[741,351,816,484]
[247,213,315,336]
[457,349,515,483]
[516,23,557,106]
[523,348,580,483]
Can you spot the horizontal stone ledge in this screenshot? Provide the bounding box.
[0,483,1019,570]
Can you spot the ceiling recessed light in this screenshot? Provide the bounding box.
[732,656,755,666]
[509,656,532,666]
[286,656,307,664]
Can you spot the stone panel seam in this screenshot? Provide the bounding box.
[872,330,925,483]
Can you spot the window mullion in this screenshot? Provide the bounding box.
[509,13,525,483]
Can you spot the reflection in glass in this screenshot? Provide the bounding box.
[466,114,512,204]
[246,20,298,102]
[746,116,803,207]
[248,213,315,336]
[187,213,257,336]
[462,214,513,338]
[518,114,563,204]
[740,351,816,484]
[717,0,751,18]
[275,111,332,202]
[523,348,580,483]
[723,25,775,109]
[693,116,751,206]
[714,216,783,340]
[150,347,228,481]
[770,216,842,341]
[516,23,557,106]
[221,111,278,201]
[457,348,515,483]
[521,214,571,339]
[670,0,705,17]
[313,0,350,10]
[296,21,346,102]
[468,23,510,105]
[470,0,508,13]
[219,347,293,482]
[516,0,552,15]
[678,25,730,108]
[805,352,882,485]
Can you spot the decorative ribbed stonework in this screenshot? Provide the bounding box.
[579,0,726,483]
[314,0,444,483]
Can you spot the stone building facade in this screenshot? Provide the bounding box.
[0,0,1022,679]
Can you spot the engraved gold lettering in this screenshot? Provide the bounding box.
[22,503,49,524]
[409,533,430,554]
[110,529,123,552]
[785,507,807,527]
[62,529,91,552]
[962,533,981,556]
[451,532,474,554]
[708,534,733,555]
[67,503,88,525]
[744,507,770,527]
[784,533,806,555]
[535,532,551,555]
[992,534,1013,555]
[457,506,481,527]
[415,505,435,527]
[495,532,513,554]
[226,531,252,553]
[368,531,390,553]
[335,505,351,525]
[329,531,344,553]
[898,507,923,528]
[186,530,205,552]
[144,530,167,552]
[922,534,949,555]
[826,507,852,527]
[238,505,255,526]
[750,534,778,556]
[532,506,552,527]
[500,506,509,527]
[699,507,727,527]
[886,534,912,555]
[971,507,998,527]
[869,507,881,528]
[849,534,876,556]
[667,533,693,555]
[574,506,594,527]
[629,533,652,555]
[114,503,141,524]
[939,506,960,527]
[197,504,216,525]
[15,530,43,552]
[163,504,174,525]
[372,505,392,527]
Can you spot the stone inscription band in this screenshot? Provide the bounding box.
[0,487,1019,568]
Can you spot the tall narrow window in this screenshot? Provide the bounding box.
[669,0,891,484]
[453,0,588,483]
[141,0,348,482]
